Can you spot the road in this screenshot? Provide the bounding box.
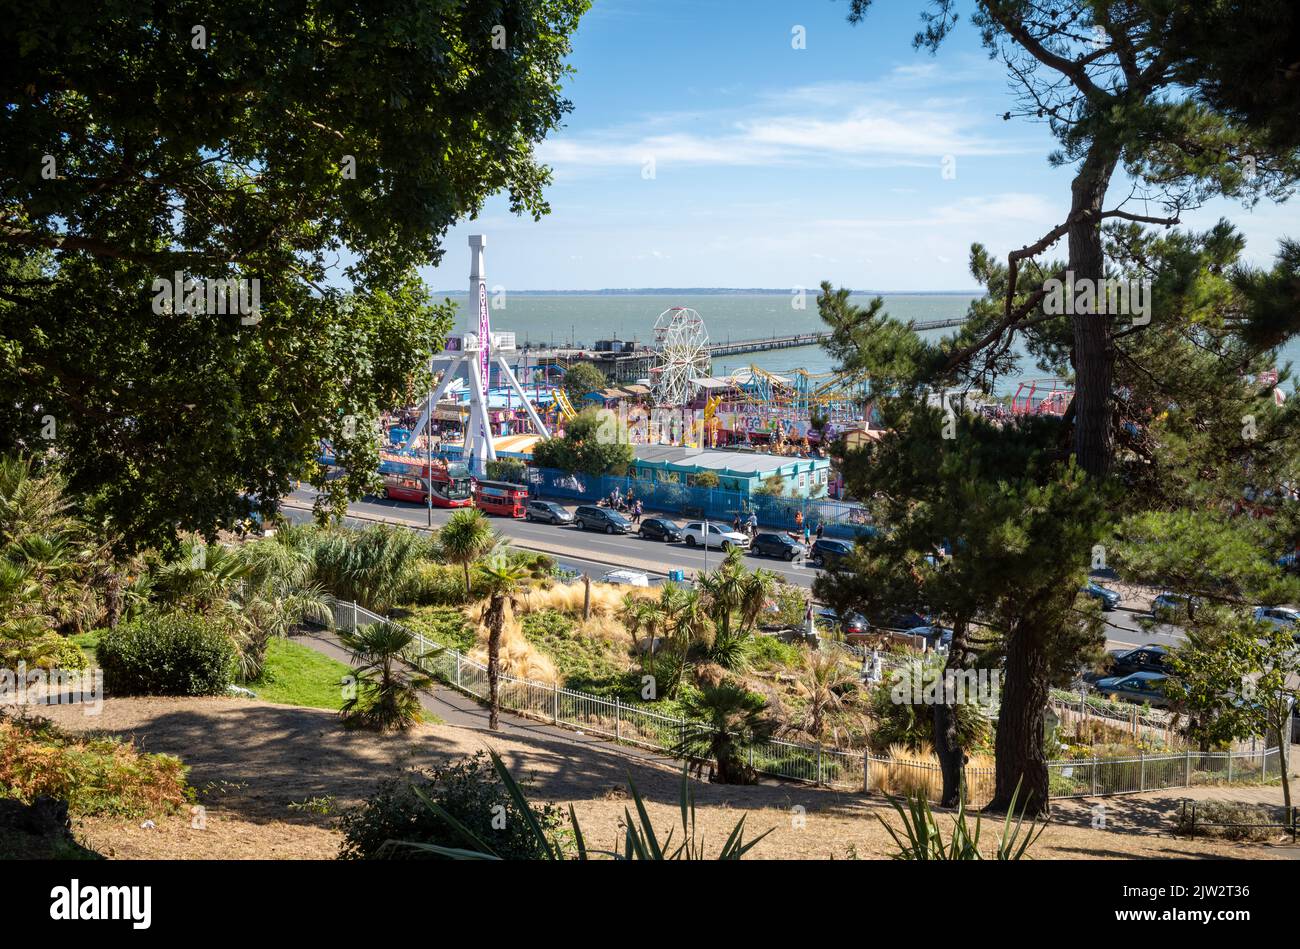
[284,488,816,588]
[282,488,1182,650]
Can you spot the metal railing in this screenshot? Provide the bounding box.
[328,598,1294,803]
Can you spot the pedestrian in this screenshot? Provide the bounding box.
[803,523,811,546]
[633,500,643,524]
[747,510,758,536]
[732,513,741,533]
[794,510,803,529]
[816,521,825,541]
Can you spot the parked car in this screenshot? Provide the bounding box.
[1151,592,1200,621]
[1080,580,1121,611]
[1091,671,1171,708]
[810,538,853,567]
[868,608,931,632]
[573,505,631,534]
[1253,605,1300,633]
[599,569,651,587]
[1085,644,1171,682]
[751,532,805,561]
[681,521,750,550]
[524,499,573,525]
[638,517,682,542]
[910,625,953,649]
[816,608,868,638]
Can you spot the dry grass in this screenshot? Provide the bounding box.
[516,581,654,618]
[466,599,559,685]
[867,742,997,803]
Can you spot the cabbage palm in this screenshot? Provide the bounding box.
[796,649,856,741]
[152,536,252,613]
[477,555,531,730]
[671,682,776,784]
[339,620,430,731]
[439,509,497,597]
[311,524,428,612]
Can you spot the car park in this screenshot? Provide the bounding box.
[524,499,573,525]
[638,517,683,542]
[1091,671,1171,708]
[681,521,750,550]
[810,538,852,567]
[573,505,631,534]
[751,532,805,561]
[1080,580,1121,610]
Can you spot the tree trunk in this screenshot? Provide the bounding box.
[463,561,472,597]
[934,618,970,808]
[988,620,1052,816]
[582,573,591,620]
[1066,149,1119,478]
[488,602,502,731]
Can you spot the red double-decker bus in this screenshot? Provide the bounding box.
[473,479,528,518]
[381,458,472,508]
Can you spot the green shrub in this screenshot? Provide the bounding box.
[745,634,801,669]
[50,635,89,672]
[410,562,470,606]
[338,751,564,859]
[400,606,475,652]
[97,612,237,696]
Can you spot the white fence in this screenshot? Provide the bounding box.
[327,599,1294,804]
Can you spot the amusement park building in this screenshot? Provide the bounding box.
[627,445,831,498]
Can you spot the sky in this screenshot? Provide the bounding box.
[422,0,1296,292]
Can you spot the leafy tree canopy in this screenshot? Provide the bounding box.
[0,0,589,549]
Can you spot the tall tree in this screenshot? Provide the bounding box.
[843,0,1299,477]
[477,555,531,731]
[0,0,589,548]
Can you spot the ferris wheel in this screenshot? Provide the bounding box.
[650,306,711,406]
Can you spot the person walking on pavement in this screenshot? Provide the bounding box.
[747,510,758,538]
[633,499,643,525]
[816,521,825,541]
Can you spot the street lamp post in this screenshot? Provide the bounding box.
[426,375,434,529]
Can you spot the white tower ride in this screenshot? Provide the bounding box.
[400,235,549,476]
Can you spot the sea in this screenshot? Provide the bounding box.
[439,291,1300,396]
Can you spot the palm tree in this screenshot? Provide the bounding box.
[737,567,777,635]
[476,555,531,730]
[231,536,334,679]
[310,524,428,612]
[621,593,665,679]
[796,649,856,741]
[671,682,777,784]
[338,620,430,731]
[439,509,497,597]
[152,535,252,613]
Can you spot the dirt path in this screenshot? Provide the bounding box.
[36,694,1294,860]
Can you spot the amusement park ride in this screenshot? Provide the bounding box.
[398,235,550,476]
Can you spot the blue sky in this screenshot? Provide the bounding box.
[423,0,1295,292]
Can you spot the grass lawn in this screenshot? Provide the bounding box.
[246,637,355,711]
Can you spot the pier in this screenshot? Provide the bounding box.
[517,317,965,383]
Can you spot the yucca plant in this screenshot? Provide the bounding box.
[879,781,1045,860]
[396,749,771,860]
